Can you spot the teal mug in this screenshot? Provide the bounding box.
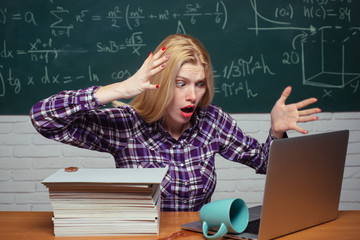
[199,198,249,240]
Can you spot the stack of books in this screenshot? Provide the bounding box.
[42,167,168,236]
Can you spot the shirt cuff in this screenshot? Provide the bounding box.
[77,86,105,110]
[269,128,288,140]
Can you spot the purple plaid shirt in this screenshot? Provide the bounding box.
[30,86,275,211]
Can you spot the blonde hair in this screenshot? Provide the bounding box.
[128,34,214,123]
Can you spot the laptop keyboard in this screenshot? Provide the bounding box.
[244,219,260,234]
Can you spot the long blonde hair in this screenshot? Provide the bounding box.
[130,34,214,123]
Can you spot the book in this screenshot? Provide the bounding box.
[42,167,168,236]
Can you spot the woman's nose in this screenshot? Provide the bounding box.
[186,86,197,102]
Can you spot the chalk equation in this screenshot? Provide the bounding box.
[0,0,359,114]
[0,2,228,37]
[0,65,100,97]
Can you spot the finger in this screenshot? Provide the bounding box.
[144,46,166,68]
[297,115,319,123]
[295,97,318,110]
[141,83,160,92]
[139,52,154,70]
[294,125,309,134]
[153,46,167,59]
[149,62,168,77]
[298,107,321,117]
[150,84,160,90]
[277,86,292,105]
[152,54,170,69]
[147,52,153,59]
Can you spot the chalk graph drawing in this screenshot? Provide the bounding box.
[301,27,360,88]
[248,0,360,90]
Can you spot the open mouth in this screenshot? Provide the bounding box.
[180,105,195,118]
[181,106,195,113]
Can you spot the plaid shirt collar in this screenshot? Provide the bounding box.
[151,108,201,144]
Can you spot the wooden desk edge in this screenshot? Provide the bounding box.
[0,210,359,240]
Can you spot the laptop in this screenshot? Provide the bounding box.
[182,130,349,240]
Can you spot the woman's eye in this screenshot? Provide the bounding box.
[176,81,185,87]
[197,82,206,87]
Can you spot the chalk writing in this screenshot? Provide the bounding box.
[0,0,358,114]
[0,65,100,95]
[218,81,258,99]
[222,55,275,80]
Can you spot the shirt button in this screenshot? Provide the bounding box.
[180,163,185,167]
[184,181,189,186]
[183,199,188,204]
[84,103,89,108]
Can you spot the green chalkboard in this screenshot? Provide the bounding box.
[1,0,359,114]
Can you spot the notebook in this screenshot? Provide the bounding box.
[182,130,349,240]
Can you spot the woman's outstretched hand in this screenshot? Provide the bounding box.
[270,86,322,139]
[95,47,170,104]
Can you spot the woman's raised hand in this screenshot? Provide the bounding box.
[95,47,170,104]
[127,46,170,97]
[270,86,322,139]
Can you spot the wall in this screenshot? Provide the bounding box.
[0,112,359,211]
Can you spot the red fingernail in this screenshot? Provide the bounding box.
[148,52,152,57]
[162,46,166,51]
[156,84,160,89]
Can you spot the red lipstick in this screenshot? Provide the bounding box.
[180,105,195,118]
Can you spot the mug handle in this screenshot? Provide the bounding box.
[202,221,228,240]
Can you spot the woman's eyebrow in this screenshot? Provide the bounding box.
[175,76,207,82]
[175,75,187,80]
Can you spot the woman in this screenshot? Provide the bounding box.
[30,34,321,211]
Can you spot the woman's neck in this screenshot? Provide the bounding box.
[160,120,190,140]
